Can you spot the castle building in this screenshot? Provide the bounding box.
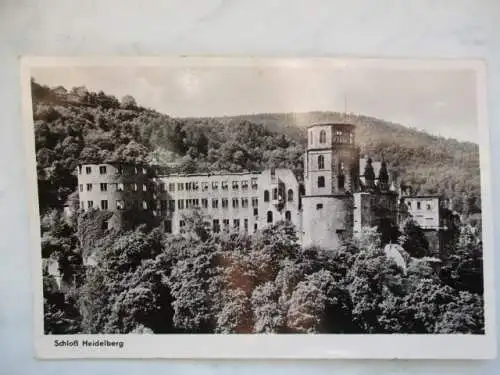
[75,122,449,252]
[399,192,460,255]
[76,163,300,237]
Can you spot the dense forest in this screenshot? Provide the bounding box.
[43,210,483,335]
[32,79,484,335]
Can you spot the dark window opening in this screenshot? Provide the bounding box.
[317,176,325,188]
[264,190,270,202]
[338,174,345,190]
[319,130,326,143]
[164,220,172,233]
[160,200,167,210]
[336,229,347,242]
[285,211,291,221]
[318,155,325,169]
[316,203,323,210]
[287,189,294,202]
[99,166,107,174]
[213,219,220,233]
[267,211,273,223]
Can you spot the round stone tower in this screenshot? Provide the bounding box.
[301,122,360,250]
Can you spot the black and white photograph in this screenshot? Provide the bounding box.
[21,57,495,359]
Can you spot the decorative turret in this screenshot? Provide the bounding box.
[378,159,389,191]
[364,157,376,190]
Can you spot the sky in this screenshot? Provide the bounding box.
[31,63,479,143]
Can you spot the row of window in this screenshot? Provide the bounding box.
[78,179,261,193]
[78,165,148,176]
[315,155,347,172]
[315,175,345,189]
[81,197,262,214]
[263,188,294,202]
[174,218,255,234]
[311,130,354,145]
[163,178,259,192]
[81,200,148,210]
[166,210,293,234]
[79,182,149,193]
[80,180,330,197]
[175,197,259,210]
[407,201,432,210]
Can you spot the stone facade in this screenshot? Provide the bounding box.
[75,122,448,251]
[77,164,300,238]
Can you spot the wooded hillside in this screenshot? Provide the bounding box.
[31,79,481,215]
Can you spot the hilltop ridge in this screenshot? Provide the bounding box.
[31,79,481,214]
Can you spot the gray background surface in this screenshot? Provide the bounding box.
[0,0,498,373]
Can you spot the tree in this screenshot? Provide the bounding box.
[287,270,340,333]
[440,224,483,294]
[43,272,81,334]
[399,218,430,258]
[251,282,284,333]
[167,240,220,333]
[121,95,137,109]
[77,228,166,333]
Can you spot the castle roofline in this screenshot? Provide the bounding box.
[156,170,261,178]
[402,194,442,198]
[156,167,297,178]
[306,122,356,129]
[77,161,153,168]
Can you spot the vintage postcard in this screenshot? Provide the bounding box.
[20,57,495,359]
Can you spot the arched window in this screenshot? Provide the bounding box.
[285,211,291,221]
[318,155,325,169]
[267,210,273,223]
[287,189,294,202]
[334,130,342,143]
[319,130,326,143]
[317,176,325,188]
[264,190,270,202]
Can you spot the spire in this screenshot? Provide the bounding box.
[364,157,375,190]
[343,92,348,123]
[378,160,389,191]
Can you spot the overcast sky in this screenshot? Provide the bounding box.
[32,64,479,143]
